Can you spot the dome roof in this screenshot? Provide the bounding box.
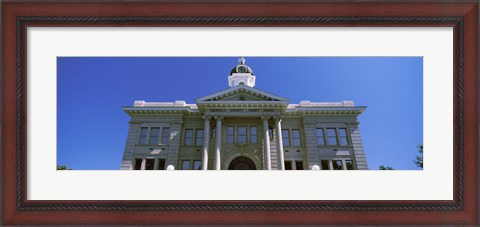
[230,57,253,75]
[230,65,253,75]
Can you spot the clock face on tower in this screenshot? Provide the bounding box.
[238,66,247,73]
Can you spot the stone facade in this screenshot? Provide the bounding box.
[120,58,369,170]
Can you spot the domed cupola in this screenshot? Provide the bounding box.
[230,57,254,75]
[228,57,256,87]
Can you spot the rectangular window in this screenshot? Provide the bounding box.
[134,158,142,170]
[157,159,166,170]
[193,160,202,170]
[332,160,343,170]
[237,126,247,143]
[250,127,258,144]
[339,128,349,145]
[292,129,301,146]
[345,159,354,170]
[269,129,274,141]
[196,129,204,146]
[316,128,326,145]
[295,161,304,170]
[284,161,292,170]
[212,127,216,138]
[184,129,193,145]
[139,127,148,144]
[149,127,160,144]
[282,129,290,146]
[161,127,170,144]
[182,160,191,170]
[327,128,338,145]
[227,127,234,144]
[145,159,155,170]
[321,160,330,170]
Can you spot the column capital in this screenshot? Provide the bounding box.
[202,115,211,121]
[261,116,272,121]
[214,116,224,120]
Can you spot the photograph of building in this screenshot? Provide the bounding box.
[120,57,368,170]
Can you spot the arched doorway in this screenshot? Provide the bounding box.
[228,156,256,170]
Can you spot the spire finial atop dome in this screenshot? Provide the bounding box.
[239,57,246,65]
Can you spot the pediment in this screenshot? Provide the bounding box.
[196,85,289,103]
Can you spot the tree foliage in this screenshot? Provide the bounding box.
[57,165,72,170]
[378,165,394,170]
[414,144,423,169]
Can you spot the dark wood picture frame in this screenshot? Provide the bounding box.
[2,1,478,225]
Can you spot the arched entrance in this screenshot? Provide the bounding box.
[228,156,256,170]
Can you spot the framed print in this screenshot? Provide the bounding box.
[2,1,478,225]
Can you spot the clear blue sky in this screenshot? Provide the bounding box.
[57,57,423,170]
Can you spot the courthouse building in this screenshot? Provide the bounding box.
[120,58,369,170]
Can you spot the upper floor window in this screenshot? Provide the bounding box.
[196,129,204,146]
[227,127,235,144]
[139,127,148,145]
[138,126,170,145]
[339,128,349,145]
[250,127,258,144]
[282,129,290,146]
[149,127,160,144]
[316,128,326,145]
[162,127,170,145]
[237,127,247,143]
[326,128,338,145]
[292,129,301,146]
[184,129,193,145]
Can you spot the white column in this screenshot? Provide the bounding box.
[275,117,285,170]
[202,116,210,170]
[262,117,272,170]
[328,160,333,170]
[141,158,146,170]
[214,116,223,170]
[342,160,347,170]
[154,159,159,170]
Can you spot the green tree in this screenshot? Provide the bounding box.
[414,144,423,169]
[57,165,72,170]
[378,165,394,170]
